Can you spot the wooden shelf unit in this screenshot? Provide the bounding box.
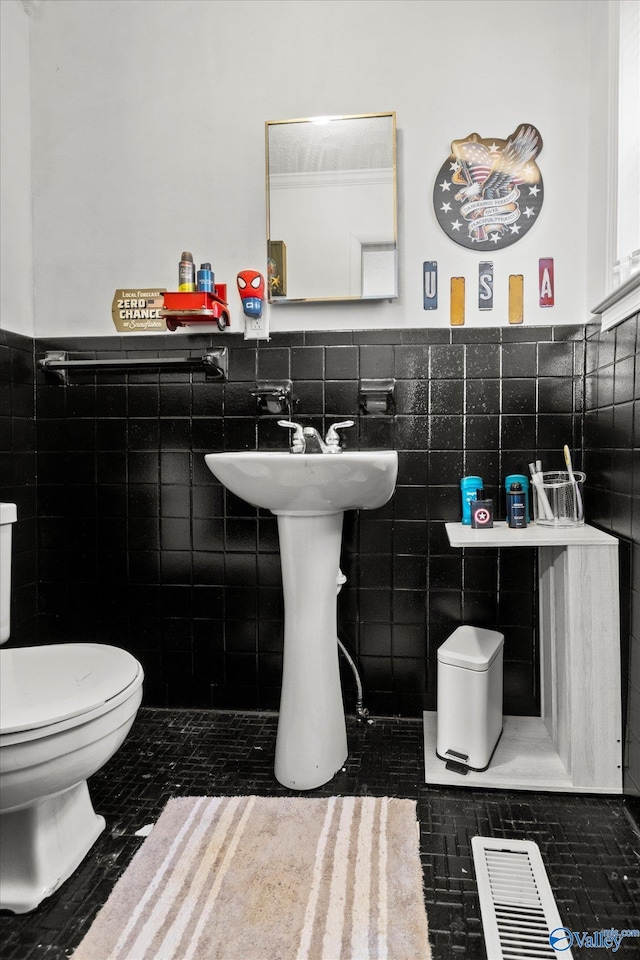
[423,522,622,794]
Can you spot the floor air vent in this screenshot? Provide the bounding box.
[471,837,573,960]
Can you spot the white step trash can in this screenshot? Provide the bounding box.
[436,625,504,774]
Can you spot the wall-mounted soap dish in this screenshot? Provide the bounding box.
[251,380,293,417]
[359,378,396,416]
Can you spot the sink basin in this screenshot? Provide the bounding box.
[204,447,398,790]
[204,450,397,516]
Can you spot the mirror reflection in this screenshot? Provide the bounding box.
[266,113,397,303]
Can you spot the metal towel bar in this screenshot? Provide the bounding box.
[38,349,228,382]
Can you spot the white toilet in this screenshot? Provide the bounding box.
[0,502,144,913]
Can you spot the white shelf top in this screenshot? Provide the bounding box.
[445,521,619,548]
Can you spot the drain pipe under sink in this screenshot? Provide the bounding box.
[336,570,372,723]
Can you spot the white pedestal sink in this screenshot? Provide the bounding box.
[204,450,398,789]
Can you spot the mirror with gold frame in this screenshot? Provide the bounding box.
[265,112,398,303]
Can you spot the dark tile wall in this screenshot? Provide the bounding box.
[583,311,640,797]
[3,317,639,804]
[0,325,581,720]
[0,329,37,643]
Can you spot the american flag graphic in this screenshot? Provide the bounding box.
[454,139,493,186]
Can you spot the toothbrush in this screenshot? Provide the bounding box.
[563,445,584,521]
[529,461,553,520]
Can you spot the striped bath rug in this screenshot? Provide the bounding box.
[71,795,431,960]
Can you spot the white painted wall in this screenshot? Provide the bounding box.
[2,0,606,337]
[1,0,34,338]
[586,0,614,312]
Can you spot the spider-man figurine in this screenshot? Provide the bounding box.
[236,270,265,319]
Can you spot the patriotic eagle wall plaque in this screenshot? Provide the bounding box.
[433,124,544,251]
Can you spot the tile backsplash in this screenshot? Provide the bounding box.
[2,324,585,719]
[0,330,37,643]
[583,312,639,797]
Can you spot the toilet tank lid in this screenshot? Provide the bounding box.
[437,625,504,671]
[0,503,17,525]
[0,643,142,733]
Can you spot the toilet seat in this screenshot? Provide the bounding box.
[0,643,143,743]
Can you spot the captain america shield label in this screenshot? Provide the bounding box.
[433,124,544,251]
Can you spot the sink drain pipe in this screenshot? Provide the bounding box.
[336,570,371,723]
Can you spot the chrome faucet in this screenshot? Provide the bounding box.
[277,420,354,454]
[302,426,328,454]
[277,420,305,453]
[324,421,355,452]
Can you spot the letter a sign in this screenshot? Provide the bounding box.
[539,258,554,307]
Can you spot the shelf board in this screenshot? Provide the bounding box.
[423,712,620,794]
[445,521,618,549]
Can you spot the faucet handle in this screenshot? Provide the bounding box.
[325,420,355,450]
[277,420,305,453]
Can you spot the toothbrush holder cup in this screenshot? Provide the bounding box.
[533,470,585,526]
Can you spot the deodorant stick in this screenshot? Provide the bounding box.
[460,476,483,525]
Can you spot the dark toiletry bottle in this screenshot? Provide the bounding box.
[197,262,214,293]
[179,251,196,292]
[471,489,494,528]
[507,481,527,528]
[505,473,530,523]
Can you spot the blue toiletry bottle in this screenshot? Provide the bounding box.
[505,473,530,523]
[197,263,214,293]
[460,476,483,525]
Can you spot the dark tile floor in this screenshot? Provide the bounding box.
[1,708,639,960]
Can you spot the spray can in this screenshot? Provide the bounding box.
[178,251,196,292]
[505,473,530,523]
[507,482,527,528]
[197,263,214,293]
[460,475,483,525]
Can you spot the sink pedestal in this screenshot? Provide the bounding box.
[204,449,398,791]
[274,512,348,790]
